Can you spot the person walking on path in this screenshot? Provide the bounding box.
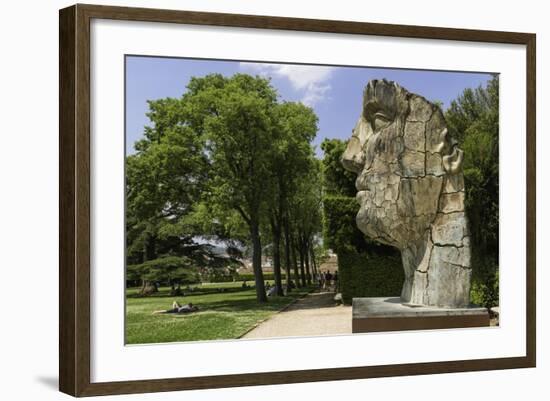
[325,271,333,290]
[318,272,325,289]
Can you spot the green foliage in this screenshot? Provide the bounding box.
[445,75,499,307]
[322,196,394,255]
[320,138,357,197]
[128,256,200,285]
[322,195,401,303]
[322,196,368,254]
[470,268,499,308]
[202,268,237,283]
[266,101,320,291]
[235,273,287,282]
[291,159,323,243]
[338,252,403,304]
[197,74,279,223]
[126,73,324,303]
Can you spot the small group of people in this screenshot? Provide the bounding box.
[319,270,338,291]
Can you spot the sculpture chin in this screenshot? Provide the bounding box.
[355,192,375,235]
[356,202,395,247]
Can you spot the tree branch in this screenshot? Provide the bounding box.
[235,205,251,225]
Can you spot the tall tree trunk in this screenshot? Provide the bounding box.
[310,244,318,283]
[290,234,301,288]
[270,218,284,296]
[141,233,158,295]
[251,221,267,303]
[283,216,292,293]
[304,240,312,285]
[298,242,306,287]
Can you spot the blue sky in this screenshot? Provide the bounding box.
[126,56,493,156]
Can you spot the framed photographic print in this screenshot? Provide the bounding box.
[59,3,536,397]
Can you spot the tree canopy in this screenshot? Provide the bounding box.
[445,75,499,307]
[126,73,323,301]
[320,138,357,197]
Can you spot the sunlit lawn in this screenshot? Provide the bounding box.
[126,282,313,344]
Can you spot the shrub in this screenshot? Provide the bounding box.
[323,195,402,304]
[470,264,499,308]
[234,273,287,282]
[338,252,403,304]
[322,196,369,254]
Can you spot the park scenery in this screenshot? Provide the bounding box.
[125,56,500,345]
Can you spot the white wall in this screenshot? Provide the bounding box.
[0,1,546,400]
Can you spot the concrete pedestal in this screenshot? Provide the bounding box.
[352,297,490,333]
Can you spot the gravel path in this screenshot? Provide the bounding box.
[242,291,352,339]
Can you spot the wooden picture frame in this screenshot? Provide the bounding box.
[59,3,536,397]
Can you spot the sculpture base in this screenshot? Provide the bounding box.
[352,297,490,333]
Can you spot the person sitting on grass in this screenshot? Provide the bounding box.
[153,301,199,314]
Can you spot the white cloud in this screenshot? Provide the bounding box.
[240,62,335,106]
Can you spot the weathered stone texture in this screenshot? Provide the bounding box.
[431,212,468,247]
[400,150,425,177]
[342,79,472,308]
[439,192,466,214]
[403,121,425,151]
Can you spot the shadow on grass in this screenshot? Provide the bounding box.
[277,291,342,312]
[127,286,249,299]
[195,288,313,312]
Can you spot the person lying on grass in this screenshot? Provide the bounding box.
[153,301,199,314]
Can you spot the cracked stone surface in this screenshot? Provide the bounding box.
[342,79,471,308]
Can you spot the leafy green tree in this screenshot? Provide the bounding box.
[126,105,209,292]
[267,102,318,294]
[126,73,324,302]
[289,158,323,286]
[183,74,280,303]
[445,75,499,307]
[127,256,200,295]
[320,138,357,197]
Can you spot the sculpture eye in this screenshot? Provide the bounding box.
[373,112,391,130]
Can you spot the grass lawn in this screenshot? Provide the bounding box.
[126,282,313,344]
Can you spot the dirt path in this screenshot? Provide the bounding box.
[241,291,352,339]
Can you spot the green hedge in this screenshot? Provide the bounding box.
[202,272,288,283]
[323,195,403,305]
[235,273,287,282]
[338,252,404,304]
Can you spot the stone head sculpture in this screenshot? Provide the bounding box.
[342,79,471,308]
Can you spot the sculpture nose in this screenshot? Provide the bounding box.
[341,135,364,173]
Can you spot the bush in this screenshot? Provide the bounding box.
[323,195,402,304]
[338,252,403,304]
[127,256,200,287]
[234,273,287,282]
[470,263,499,308]
[201,272,289,283]
[323,196,369,254]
